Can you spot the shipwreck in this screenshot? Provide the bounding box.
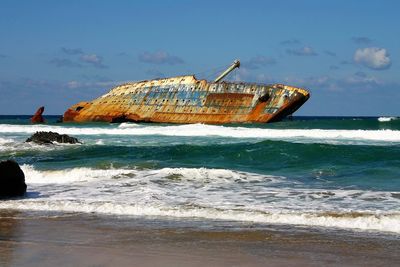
[63,60,310,124]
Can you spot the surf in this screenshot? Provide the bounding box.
[1,123,400,145]
[1,165,400,233]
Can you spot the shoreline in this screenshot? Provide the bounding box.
[1,210,399,266]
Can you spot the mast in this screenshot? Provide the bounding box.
[214,59,240,83]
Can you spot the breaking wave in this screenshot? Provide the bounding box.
[1,123,400,145]
[378,117,398,122]
[3,201,399,233]
[0,136,80,153]
[1,165,400,233]
[0,137,14,147]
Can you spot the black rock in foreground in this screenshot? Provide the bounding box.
[26,131,80,145]
[0,160,27,198]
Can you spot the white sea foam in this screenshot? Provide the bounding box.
[118,122,140,128]
[378,116,397,122]
[2,201,399,233]
[0,136,80,153]
[0,137,15,150]
[0,137,14,144]
[148,167,282,183]
[1,123,400,145]
[20,165,135,184]
[1,165,400,233]
[95,139,105,145]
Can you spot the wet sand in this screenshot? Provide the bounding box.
[1,210,399,267]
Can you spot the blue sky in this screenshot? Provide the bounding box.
[0,0,399,116]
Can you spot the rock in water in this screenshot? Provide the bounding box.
[26,131,80,145]
[31,106,45,123]
[0,160,27,198]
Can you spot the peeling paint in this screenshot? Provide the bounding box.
[63,75,310,124]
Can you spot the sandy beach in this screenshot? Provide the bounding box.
[2,0,400,266]
[1,210,399,267]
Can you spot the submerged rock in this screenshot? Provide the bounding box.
[26,131,80,145]
[56,116,64,123]
[31,106,45,123]
[0,160,27,199]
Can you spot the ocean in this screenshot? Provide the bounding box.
[1,115,400,234]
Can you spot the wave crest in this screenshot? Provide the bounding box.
[1,124,400,145]
[378,117,398,122]
[0,165,398,233]
[2,200,400,233]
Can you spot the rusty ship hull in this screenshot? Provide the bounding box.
[63,75,310,124]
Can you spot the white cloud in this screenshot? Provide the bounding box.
[138,51,184,65]
[80,54,101,64]
[228,67,274,84]
[286,46,318,56]
[351,37,373,45]
[230,67,251,82]
[66,80,119,89]
[280,39,301,45]
[66,80,80,89]
[353,47,391,70]
[49,48,107,69]
[61,47,83,55]
[280,72,385,92]
[244,56,276,69]
[75,54,107,68]
[50,58,82,68]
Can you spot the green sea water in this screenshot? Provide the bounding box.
[1,115,400,233]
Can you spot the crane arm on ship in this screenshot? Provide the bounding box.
[214,60,240,83]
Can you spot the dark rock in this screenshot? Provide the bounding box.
[0,160,27,199]
[56,116,64,123]
[26,131,81,145]
[31,106,45,123]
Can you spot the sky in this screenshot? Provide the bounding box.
[0,0,399,116]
